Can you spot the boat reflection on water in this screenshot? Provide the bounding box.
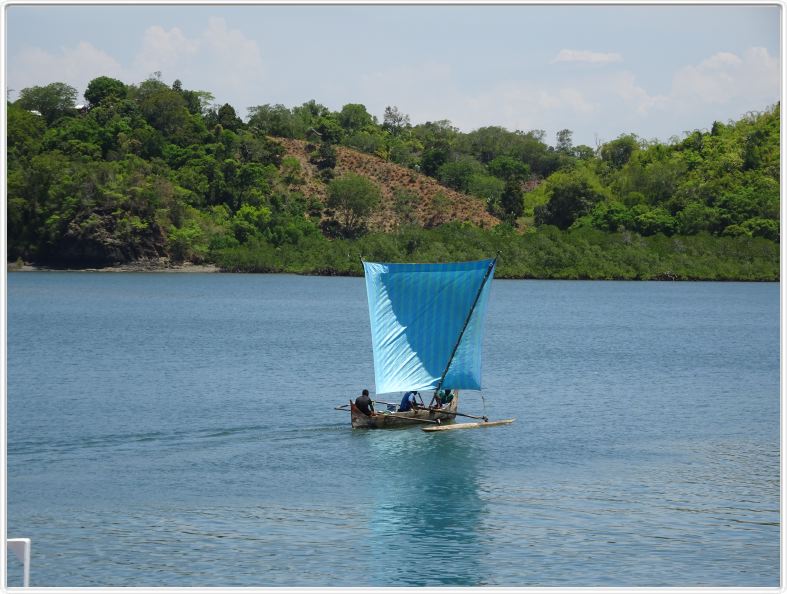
[353,426,488,586]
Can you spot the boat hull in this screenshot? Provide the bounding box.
[350,395,459,429]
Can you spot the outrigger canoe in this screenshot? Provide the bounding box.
[342,257,512,431]
[350,395,459,429]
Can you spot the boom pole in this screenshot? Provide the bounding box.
[435,256,498,395]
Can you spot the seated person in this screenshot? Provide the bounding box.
[355,389,375,416]
[429,390,443,409]
[430,389,453,408]
[399,391,419,412]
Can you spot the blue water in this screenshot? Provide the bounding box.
[7,273,779,587]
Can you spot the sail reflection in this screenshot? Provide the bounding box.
[354,427,488,586]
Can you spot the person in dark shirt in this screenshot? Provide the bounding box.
[355,389,375,416]
[430,388,452,409]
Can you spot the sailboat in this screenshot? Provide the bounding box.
[344,257,514,430]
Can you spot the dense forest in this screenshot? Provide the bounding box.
[7,75,780,279]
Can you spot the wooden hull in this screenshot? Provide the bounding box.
[350,395,459,429]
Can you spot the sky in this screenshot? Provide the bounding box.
[4,3,782,147]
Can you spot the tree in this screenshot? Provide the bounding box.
[573,145,595,160]
[676,202,721,235]
[499,179,524,223]
[467,174,505,211]
[84,77,127,107]
[16,82,78,124]
[326,174,380,237]
[556,129,573,153]
[590,201,634,232]
[280,156,304,186]
[339,103,374,133]
[488,155,529,182]
[310,142,336,171]
[133,78,188,135]
[464,126,516,163]
[387,136,420,167]
[7,103,46,162]
[632,207,677,236]
[383,106,410,136]
[393,187,420,226]
[315,116,343,145]
[231,204,272,242]
[437,157,484,192]
[535,168,607,229]
[420,146,451,177]
[528,129,546,142]
[179,89,214,115]
[247,104,300,137]
[600,134,639,169]
[413,119,456,174]
[216,103,243,132]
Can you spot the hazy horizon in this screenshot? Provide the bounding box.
[5,3,781,147]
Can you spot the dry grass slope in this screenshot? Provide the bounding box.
[275,138,500,231]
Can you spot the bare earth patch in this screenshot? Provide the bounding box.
[275,138,500,231]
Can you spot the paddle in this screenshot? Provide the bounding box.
[335,399,398,411]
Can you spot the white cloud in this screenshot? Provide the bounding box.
[351,45,778,146]
[8,18,265,109]
[669,46,779,108]
[8,25,779,147]
[132,25,199,78]
[604,71,666,114]
[130,18,264,107]
[197,17,265,93]
[355,62,598,134]
[11,41,123,97]
[357,61,456,122]
[552,49,623,64]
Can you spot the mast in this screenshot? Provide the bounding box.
[434,256,497,395]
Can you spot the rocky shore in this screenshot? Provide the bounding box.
[8,258,220,273]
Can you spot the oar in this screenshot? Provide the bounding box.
[373,399,399,407]
[335,399,398,411]
[426,407,488,422]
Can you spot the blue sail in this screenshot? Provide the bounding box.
[363,259,496,394]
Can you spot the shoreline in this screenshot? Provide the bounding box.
[8,260,220,273]
[6,261,777,281]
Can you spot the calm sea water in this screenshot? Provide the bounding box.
[7,273,779,587]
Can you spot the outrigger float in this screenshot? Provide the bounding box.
[338,257,515,431]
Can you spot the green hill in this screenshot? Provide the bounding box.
[6,75,779,280]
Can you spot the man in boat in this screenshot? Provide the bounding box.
[398,390,420,412]
[355,389,375,416]
[430,389,453,409]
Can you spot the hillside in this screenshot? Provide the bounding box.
[275,138,500,231]
[6,75,779,280]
